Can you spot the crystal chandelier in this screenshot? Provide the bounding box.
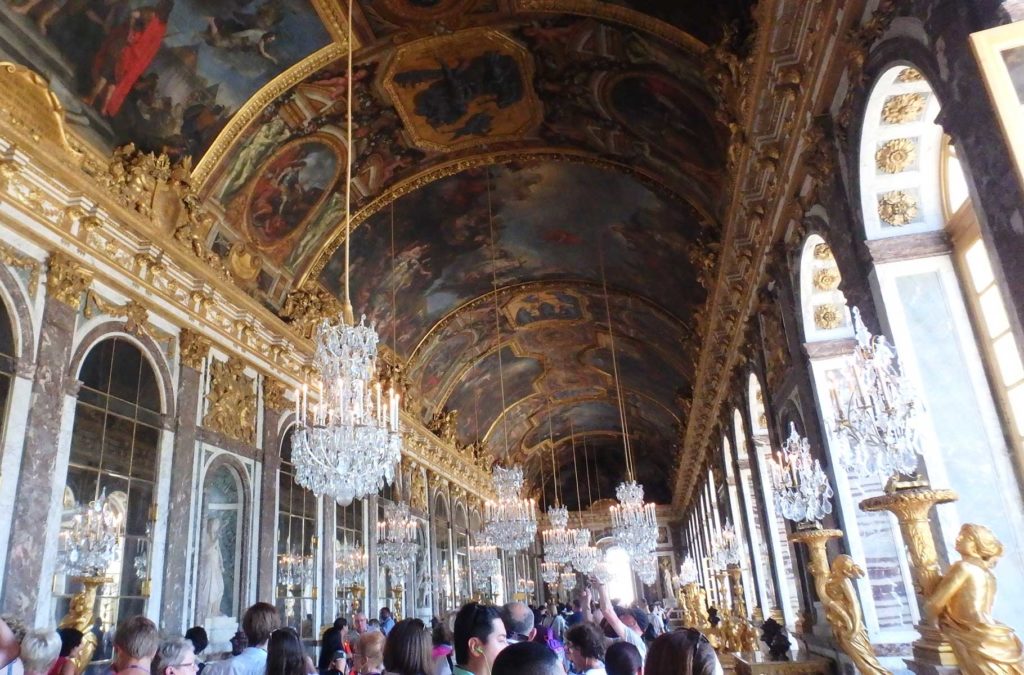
[336,538,368,587]
[570,529,601,574]
[469,540,501,582]
[592,559,614,585]
[770,424,834,525]
[711,521,741,570]
[677,556,699,585]
[376,501,419,580]
[278,550,315,587]
[516,577,536,595]
[559,570,577,592]
[831,307,922,478]
[58,491,125,577]
[541,560,560,584]
[611,481,658,559]
[542,504,573,564]
[290,1,402,505]
[633,552,658,585]
[484,466,537,552]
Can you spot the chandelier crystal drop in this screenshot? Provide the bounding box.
[278,550,315,587]
[830,307,922,478]
[610,481,658,559]
[678,556,699,585]
[568,529,600,574]
[58,491,125,576]
[542,505,573,564]
[292,317,402,504]
[484,466,537,552]
[770,424,834,525]
[335,538,368,587]
[376,501,419,579]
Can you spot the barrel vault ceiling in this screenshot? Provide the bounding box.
[3,0,759,508]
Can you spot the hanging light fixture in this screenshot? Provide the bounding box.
[711,520,741,570]
[559,569,578,592]
[770,423,834,525]
[634,552,658,585]
[565,421,600,574]
[376,501,419,580]
[541,560,561,584]
[830,307,922,478]
[598,251,658,560]
[678,556,699,585]
[482,166,537,552]
[291,1,401,504]
[541,408,573,563]
[469,537,501,585]
[335,506,368,588]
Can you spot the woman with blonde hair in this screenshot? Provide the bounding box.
[19,630,60,675]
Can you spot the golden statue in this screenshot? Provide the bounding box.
[925,524,1024,675]
[821,555,888,675]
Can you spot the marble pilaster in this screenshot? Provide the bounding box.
[160,363,203,633]
[1,294,77,617]
[257,408,284,602]
[321,505,337,624]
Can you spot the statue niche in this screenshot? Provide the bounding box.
[196,462,245,652]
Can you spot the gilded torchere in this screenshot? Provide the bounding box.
[59,576,110,672]
[924,524,1024,675]
[788,528,887,675]
[860,482,959,667]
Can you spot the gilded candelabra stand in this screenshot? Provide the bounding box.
[347,583,364,614]
[788,525,888,675]
[860,478,959,669]
[726,565,760,653]
[393,584,404,620]
[60,576,111,672]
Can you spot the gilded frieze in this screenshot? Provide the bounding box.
[46,253,92,310]
[179,330,212,372]
[813,303,843,331]
[0,241,40,294]
[204,357,257,445]
[263,377,291,414]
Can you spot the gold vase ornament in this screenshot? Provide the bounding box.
[789,528,887,675]
[924,523,1024,675]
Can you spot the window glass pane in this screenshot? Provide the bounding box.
[0,301,14,361]
[994,333,1024,387]
[979,286,1011,338]
[79,340,113,393]
[102,414,134,477]
[65,466,99,505]
[109,341,142,403]
[70,404,105,468]
[945,153,970,214]
[126,482,153,536]
[136,363,160,413]
[1008,383,1024,438]
[965,240,995,291]
[130,425,159,480]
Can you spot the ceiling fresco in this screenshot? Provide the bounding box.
[197,13,724,297]
[0,0,330,159]
[0,0,756,506]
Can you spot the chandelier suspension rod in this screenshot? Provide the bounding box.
[390,202,397,353]
[570,420,584,525]
[342,0,354,322]
[487,167,510,460]
[548,403,560,505]
[584,435,593,506]
[599,246,635,481]
[539,437,547,511]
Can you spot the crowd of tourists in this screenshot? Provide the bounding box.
[0,582,720,675]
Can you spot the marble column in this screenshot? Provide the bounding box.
[257,407,284,602]
[321,505,337,625]
[1,254,90,617]
[159,333,208,633]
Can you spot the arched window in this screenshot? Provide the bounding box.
[859,64,1024,633]
[0,296,15,446]
[432,493,453,611]
[277,427,320,642]
[731,408,774,616]
[59,337,162,665]
[453,503,469,604]
[719,435,756,612]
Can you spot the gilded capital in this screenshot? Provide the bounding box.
[263,377,290,413]
[179,329,211,371]
[46,252,92,309]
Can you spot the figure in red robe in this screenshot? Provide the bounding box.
[85,0,174,118]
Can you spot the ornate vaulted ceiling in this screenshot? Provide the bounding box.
[0,0,756,508]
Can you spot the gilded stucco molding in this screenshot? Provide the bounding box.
[263,377,291,413]
[204,357,258,445]
[46,252,92,310]
[179,329,212,371]
[0,240,40,295]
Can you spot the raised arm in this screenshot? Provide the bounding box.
[0,616,20,669]
[579,587,596,625]
[598,582,627,639]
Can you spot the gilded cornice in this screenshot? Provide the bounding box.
[46,252,92,310]
[191,44,345,188]
[402,417,495,501]
[309,0,356,51]
[300,149,701,286]
[671,0,867,510]
[0,240,40,294]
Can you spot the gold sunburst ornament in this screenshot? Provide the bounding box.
[875,138,917,174]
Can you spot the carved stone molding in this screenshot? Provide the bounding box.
[0,241,40,293]
[203,357,256,445]
[877,190,919,226]
[263,377,290,413]
[179,329,211,371]
[46,253,92,309]
[875,138,917,174]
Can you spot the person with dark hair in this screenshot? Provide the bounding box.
[491,642,561,675]
[207,603,281,675]
[431,621,453,675]
[184,627,209,675]
[564,623,606,675]
[377,610,395,638]
[452,603,507,675]
[604,642,642,675]
[50,628,82,675]
[325,651,347,675]
[644,630,722,675]
[594,584,647,661]
[318,618,348,674]
[381,619,431,675]
[267,629,306,675]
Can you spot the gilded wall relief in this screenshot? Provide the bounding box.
[204,357,257,444]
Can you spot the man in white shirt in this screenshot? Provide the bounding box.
[205,603,280,675]
[595,584,647,662]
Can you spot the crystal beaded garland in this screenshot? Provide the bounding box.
[376,501,419,579]
[610,481,658,559]
[484,466,537,552]
[335,539,368,586]
[58,492,125,576]
[292,317,402,504]
[831,307,922,478]
[770,424,834,524]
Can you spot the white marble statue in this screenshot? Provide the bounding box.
[196,516,226,622]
